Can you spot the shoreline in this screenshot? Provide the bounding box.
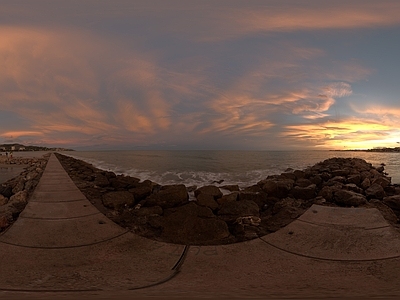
[54,153,400,245]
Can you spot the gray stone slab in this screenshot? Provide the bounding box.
[299,204,389,229]
[0,234,186,291]
[20,200,101,219]
[0,213,127,248]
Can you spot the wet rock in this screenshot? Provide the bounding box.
[260,178,294,198]
[218,200,259,223]
[290,184,316,200]
[196,193,219,210]
[102,191,135,210]
[194,185,223,199]
[365,183,385,200]
[383,195,400,211]
[146,184,188,209]
[94,174,109,187]
[334,190,367,207]
[238,192,268,209]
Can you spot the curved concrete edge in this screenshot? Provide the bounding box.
[0,233,188,292]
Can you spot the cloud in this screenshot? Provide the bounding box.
[283,118,397,149]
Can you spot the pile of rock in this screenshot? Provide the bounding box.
[55,154,400,245]
[0,155,49,231]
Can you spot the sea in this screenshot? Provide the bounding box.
[54,150,400,188]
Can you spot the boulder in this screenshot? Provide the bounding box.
[334,190,367,207]
[261,179,294,198]
[221,185,240,192]
[196,193,219,210]
[0,195,8,206]
[129,180,153,201]
[238,192,268,209]
[344,183,364,194]
[290,184,316,200]
[365,183,385,200]
[102,191,135,210]
[372,176,391,188]
[217,192,238,205]
[133,206,163,217]
[146,184,188,209]
[0,185,13,198]
[347,174,361,185]
[361,178,371,190]
[295,178,313,188]
[218,200,259,223]
[318,185,342,202]
[94,174,110,187]
[194,185,223,199]
[0,215,8,230]
[383,195,400,211]
[161,203,230,244]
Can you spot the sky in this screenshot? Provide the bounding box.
[1,0,400,151]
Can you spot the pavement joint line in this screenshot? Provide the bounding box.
[296,218,391,230]
[128,245,190,291]
[19,211,103,220]
[258,237,400,262]
[0,230,130,250]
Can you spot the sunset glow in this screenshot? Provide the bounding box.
[1,1,400,150]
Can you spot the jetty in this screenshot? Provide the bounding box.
[1,154,400,299]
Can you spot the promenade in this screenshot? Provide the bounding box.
[1,154,400,299]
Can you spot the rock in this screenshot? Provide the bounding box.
[146,184,188,209]
[218,200,259,223]
[102,191,135,210]
[238,192,268,209]
[367,200,398,224]
[309,175,323,186]
[318,185,342,202]
[12,179,26,194]
[161,203,230,244]
[133,206,163,217]
[129,181,153,201]
[0,185,13,198]
[361,178,371,189]
[221,185,240,192]
[194,185,223,199]
[334,190,367,207]
[295,178,313,187]
[344,183,364,194]
[0,215,8,230]
[217,192,238,205]
[0,195,8,206]
[261,179,294,198]
[290,184,316,200]
[365,183,385,200]
[196,193,219,210]
[383,195,400,211]
[372,176,391,188]
[347,174,361,185]
[293,170,305,179]
[9,191,28,205]
[94,174,110,187]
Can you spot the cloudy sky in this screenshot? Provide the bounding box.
[1,0,400,150]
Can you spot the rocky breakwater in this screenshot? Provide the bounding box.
[55,154,400,246]
[0,155,49,231]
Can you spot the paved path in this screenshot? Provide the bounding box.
[1,153,400,299]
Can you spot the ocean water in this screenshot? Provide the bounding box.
[62,150,400,188]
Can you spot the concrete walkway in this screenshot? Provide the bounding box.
[1,153,400,299]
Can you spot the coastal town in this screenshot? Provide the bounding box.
[0,143,73,152]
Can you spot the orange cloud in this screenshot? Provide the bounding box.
[283,119,398,149]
